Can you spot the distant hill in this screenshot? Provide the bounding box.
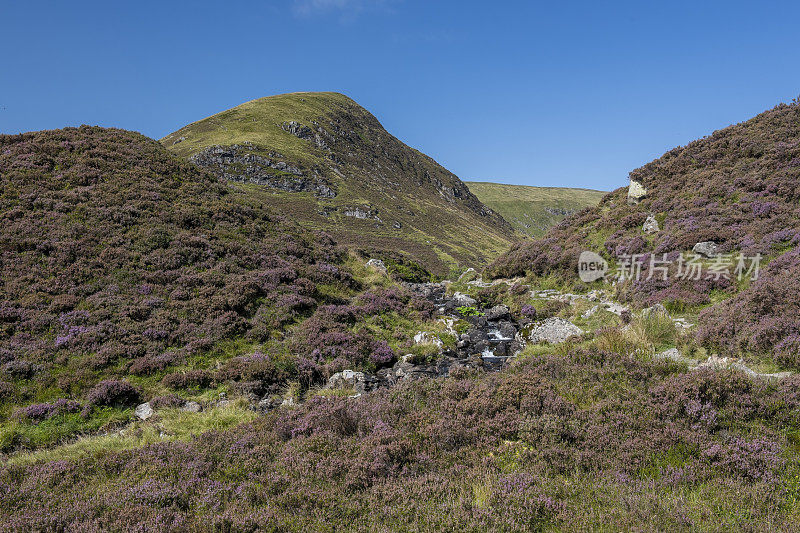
[162,92,516,275]
[465,182,606,237]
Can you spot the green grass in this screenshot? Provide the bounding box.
[0,407,133,454]
[6,401,257,467]
[465,181,606,237]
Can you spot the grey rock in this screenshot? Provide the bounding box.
[344,207,380,220]
[627,179,647,204]
[485,305,510,321]
[655,348,683,362]
[327,369,365,389]
[642,215,660,234]
[496,321,517,340]
[281,398,296,408]
[365,258,387,273]
[528,318,584,344]
[414,332,443,347]
[692,241,719,258]
[182,401,202,413]
[257,396,282,413]
[452,292,477,307]
[134,402,153,420]
[544,206,575,216]
[642,303,669,318]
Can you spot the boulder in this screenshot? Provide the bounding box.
[655,348,683,362]
[327,369,365,389]
[413,332,443,347]
[182,401,202,413]
[484,305,510,321]
[134,402,153,420]
[365,258,387,274]
[692,241,719,258]
[528,318,584,344]
[642,215,660,234]
[497,321,517,340]
[452,292,477,307]
[257,396,282,413]
[642,303,669,318]
[627,179,647,204]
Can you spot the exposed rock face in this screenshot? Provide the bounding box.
[544,206,576,216]
[642,215,660,234]
[528,318,584,344]
[190,144,336,198]
[656,348,683,362]
[693,241,719,258]
[327,369,379,394]
[344,206,380,220]
[627,179,647,204]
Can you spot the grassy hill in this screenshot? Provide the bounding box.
[162,92,517,276]
[465,181,606,237]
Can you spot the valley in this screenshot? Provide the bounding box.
[1,97,799,531]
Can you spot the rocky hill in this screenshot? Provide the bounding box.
[487,99,800,366]
[162,92,517,275]
[465,181,606,237]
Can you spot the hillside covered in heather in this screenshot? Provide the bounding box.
[2,121,800,531]
[0,126,439,454]
[488,100,800,368]
[162,92,517,275]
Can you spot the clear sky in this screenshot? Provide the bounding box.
[2,1,799,191]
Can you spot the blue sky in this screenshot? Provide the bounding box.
[2,0,799,190]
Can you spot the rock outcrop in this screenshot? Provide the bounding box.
[627,179,647,204]
[189,144,336,198]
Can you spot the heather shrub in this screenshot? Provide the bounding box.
[149,394,185,409]
[0,343,797,530]
[702,436,784,482]
[14,399,81,423]
[697,249,800,367]
[162,370,214,390]
[216,352,288,395]
[0,126,346,412]
[520,304,537,320]
[84,380,141,411]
